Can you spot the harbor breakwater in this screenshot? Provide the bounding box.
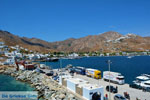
[0,65,80,100]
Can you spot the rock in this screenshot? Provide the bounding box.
[0,69,4,73]
[51,93,56,98]
[68,94,75,99]
[51,97,56,100]
[59,94,66,99]
[0,67,80,100]
[44,90,54,99]
[4,69,12,75]
[38,97,45,100]
[17,75,26,80]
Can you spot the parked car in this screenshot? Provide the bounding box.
[129,83,142,89]
[46,70,54,76]
[146,87,150,92]
[114,94,126,100]
[106,85,118,93]
[39,69,45,73]
[142,87,150,92]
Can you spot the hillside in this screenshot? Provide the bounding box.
[0,30,150,53]
[0,30,53,52]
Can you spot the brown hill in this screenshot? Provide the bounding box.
[0,30,53,52]
[0,30,150,53]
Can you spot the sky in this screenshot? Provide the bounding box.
[0,0,150,42]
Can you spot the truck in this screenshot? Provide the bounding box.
[86,68,101,79]
[74,66,86,75]
[69,66,86,75]
[103,71,125,85]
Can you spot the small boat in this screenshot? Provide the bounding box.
[127,56,134,59]
[40,58,59,62]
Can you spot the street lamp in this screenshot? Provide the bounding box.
[107,60,112,100]
[60,58,62,76]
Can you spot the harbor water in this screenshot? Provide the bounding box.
[41,56,150,84]
[0,74,35,91]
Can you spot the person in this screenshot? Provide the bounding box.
[116,86,118,92]
[56,73,58,76]
[105,94,108,100]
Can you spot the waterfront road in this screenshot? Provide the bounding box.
[74,74,150,100]
[53,69,150,100]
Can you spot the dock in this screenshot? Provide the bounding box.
[53,69,150,100]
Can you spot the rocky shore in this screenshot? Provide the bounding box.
[0,65,80,100]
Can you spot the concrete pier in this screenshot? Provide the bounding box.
[53,69,150,100]
[74,74,150,100]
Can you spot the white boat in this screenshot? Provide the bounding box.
[142,74,150,78]
[127,56,134,59]
[133,75,150,85]
[140,80,150,88]
[136,75,150,81]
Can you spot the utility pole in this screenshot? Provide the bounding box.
[107,60,112,100]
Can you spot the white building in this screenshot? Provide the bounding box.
[59,76,104,100]
[0,42,5,49]
[4,56,15,65]
[68,53,79,57]
[106,53,110,56]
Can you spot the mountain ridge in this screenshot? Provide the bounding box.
[0,30,150,53]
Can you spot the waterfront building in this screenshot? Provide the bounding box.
[59,76,104,100]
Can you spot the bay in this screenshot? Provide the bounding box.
[41,56,150,84]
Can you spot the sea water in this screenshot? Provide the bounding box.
[41,56,150,84]
[0,74,35,91]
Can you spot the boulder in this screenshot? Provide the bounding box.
[59,94,66,99]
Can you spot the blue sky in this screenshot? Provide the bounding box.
[0,0,150,42]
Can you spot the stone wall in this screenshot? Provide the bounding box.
[0,65,80,100]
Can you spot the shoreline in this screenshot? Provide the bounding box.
[0,74,35,91]
[0,65,80,100]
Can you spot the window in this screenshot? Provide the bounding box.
[97,73,101,75]
[115,96,119,98]
[145,83,150,85]
[120,96,125,99]
[117,77,124,80]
